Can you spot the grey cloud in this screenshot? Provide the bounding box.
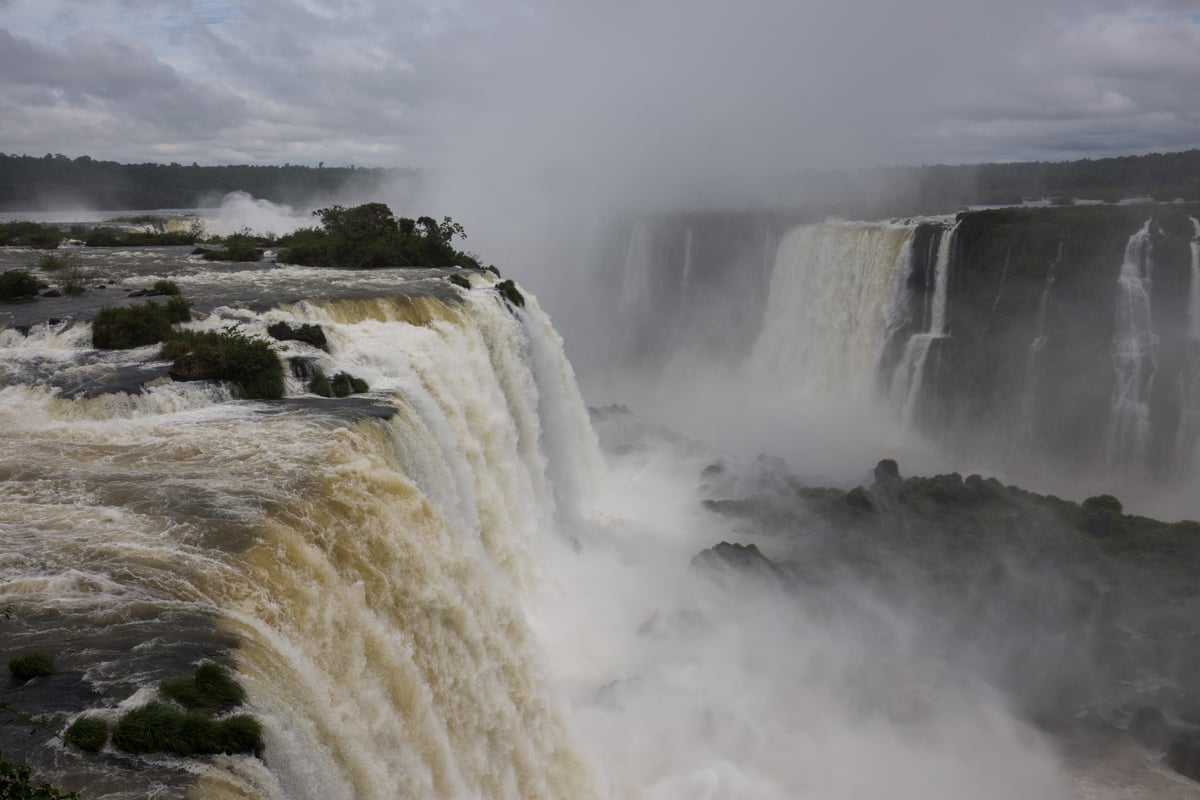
[2,0,1199,171]
[0,25,246,155]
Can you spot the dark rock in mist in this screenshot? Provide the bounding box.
[691,541,785,583]
[694,455,1200,737]
[636,609,710,640]
[1127,706,1171,749]
[1166,731,1200,782]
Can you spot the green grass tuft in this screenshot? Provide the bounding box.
[159,662,246,713]
[112,702,263,757]
[92,303,175,349]
[8,652,54,683]
[164,295,192,323]
[35,252,74,272]
[63,715,108,752]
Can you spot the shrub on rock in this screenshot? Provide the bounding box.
[0,270,39,301]
[496,279,525,308]
[162,329,284,400]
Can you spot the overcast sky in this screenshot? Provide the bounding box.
[2,0,1200,174]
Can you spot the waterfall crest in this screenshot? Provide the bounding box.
[0,279,603,799]
[749,222,918,400]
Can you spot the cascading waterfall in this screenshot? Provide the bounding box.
[749,221,918,400]
[0,276,604,800]
[1105,219,1159,473]
[1173,217,1200,473]
[888,222,958,426]
[1017,239,1063,446]
[619,220,652,313]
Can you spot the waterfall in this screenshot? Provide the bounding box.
[1105,219,1159,473]
[888,221,958,426]
[618,220,652,312]
[1017,238,1063,445]
[1173,218,1200,473]
[749,221,918,400]
[0,279,603,799]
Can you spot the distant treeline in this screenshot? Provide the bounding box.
[0,153,418,211]
[797,149,1200,218]
[3,148,1200,215]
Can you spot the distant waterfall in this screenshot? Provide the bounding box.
[749,222,918,400]
[1017,239,1063,446]
[1173,217,1200,473]
[1105,220,1159,473]
[619,220,652,312]
[887,222,958,426]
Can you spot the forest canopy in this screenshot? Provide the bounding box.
[1,148,1199,217]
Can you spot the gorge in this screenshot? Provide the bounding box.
[2,199,1200,799]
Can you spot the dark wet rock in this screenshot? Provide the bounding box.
[691,541,782,578]
[168,352,217,382]
[1127,706,1171,748]
[289,356,318,381]
[40,288,61,298]
[1166,730,1200,781]
[267,321,327,350]
[845,485,875,512]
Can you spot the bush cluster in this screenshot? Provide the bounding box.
[0,221,61,248]
[309,368,368,398]
[162,329,284,400]
[0,753,79,799]
[277,203,483,269]
[0,270,40,301]
[91,299,190,349]
[111,702,262,757]
[267,321,328,350]
[200,229,266,263]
